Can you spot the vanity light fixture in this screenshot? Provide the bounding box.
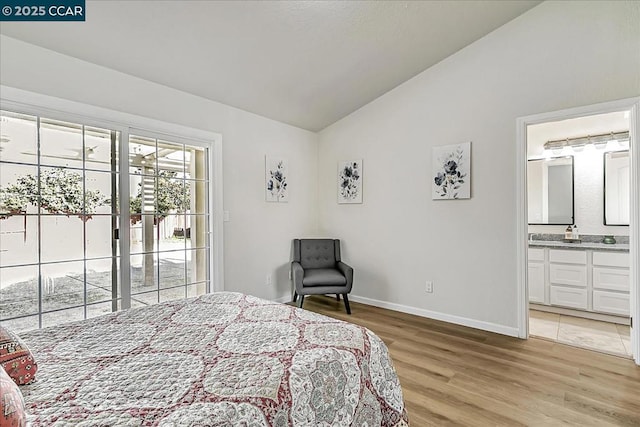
[543,130,629,154]
[571,142,586,152]
[544,139,567,155]
[592,140,608,150]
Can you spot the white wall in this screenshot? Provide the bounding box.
[1,0,639,334]
[0,35,319,301]
[317,1,640,332]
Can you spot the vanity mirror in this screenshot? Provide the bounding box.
[604,150,629,225]
[527,156,574,225]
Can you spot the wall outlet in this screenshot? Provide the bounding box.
[425,280,433,293]
[266,274,272,285]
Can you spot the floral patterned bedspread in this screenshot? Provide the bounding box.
[20,292,409,426]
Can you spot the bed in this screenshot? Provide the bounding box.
[19,292,409,426]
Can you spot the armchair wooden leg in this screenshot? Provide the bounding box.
[297,295,305,309]
[292,291,298,303]
[343,294,351,315]
[336,294,340,301]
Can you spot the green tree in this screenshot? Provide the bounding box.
[0,169,109,221]
[130,170,189,224]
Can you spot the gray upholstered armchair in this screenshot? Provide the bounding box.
[291,239,354,314]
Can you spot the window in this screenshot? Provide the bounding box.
[0,109,213,331]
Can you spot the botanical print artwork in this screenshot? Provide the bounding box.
[338,160,363,204]
[432,142,471,200]
[265,157,288,202]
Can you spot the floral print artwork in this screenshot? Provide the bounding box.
[338,160,363,204]
[265,157,288,202]
[432,142,471,199]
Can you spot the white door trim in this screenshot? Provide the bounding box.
[516,97,640,365]
[0,85,225,295]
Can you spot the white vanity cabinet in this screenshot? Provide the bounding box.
[528,248,545,304]
[549,249,588,310]
[528,246,629,317]
[592,252,630,316]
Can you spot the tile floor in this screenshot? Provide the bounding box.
[529,309,631,357]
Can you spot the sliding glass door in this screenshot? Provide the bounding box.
[0,111,121,330]
[128,134,210,307]
[0,110,212,332]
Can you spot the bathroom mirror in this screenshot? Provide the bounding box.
[527,156,574,225]
[604,150,629,225]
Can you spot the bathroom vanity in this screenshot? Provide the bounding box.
[528,238,629,320]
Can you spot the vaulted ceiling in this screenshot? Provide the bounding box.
[0,0,541,131]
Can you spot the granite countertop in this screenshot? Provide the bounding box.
[528,240,629,252]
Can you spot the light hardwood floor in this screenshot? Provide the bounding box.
[298,295,640,426]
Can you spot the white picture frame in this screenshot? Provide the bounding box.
[265,156,288,202]
[432,142,471,200]
[338,159,363,204]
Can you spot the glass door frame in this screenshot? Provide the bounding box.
[1,88,224,318]
[125,128,214,308]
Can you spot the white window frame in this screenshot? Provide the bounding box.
[1,85,224,313]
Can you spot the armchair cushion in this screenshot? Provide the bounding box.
[298,239,338,269]
[303,269,347,287]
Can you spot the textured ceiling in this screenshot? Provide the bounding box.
[0,0,541,131]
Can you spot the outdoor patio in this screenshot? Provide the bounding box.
[0,258,191,332]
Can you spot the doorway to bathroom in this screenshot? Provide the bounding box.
[516,98,640,364]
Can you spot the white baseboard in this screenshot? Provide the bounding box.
[271,292,519,337]
[348,294,520,338]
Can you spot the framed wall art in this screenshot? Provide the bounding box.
[265,156,288,202]
[432,142,471,200]
[338,159,363,204]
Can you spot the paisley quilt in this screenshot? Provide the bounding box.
[19,292,409,426]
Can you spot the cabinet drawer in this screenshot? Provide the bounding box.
[593,290,629,316]
[549,263,587,287]
[528,248,545,262]
[593,267,630,292]
[528,262,545,304]
[593,251,629,268]
[550,286,587,310]
[549,249,586,265]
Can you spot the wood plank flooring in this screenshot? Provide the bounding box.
[297,295,640,426]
